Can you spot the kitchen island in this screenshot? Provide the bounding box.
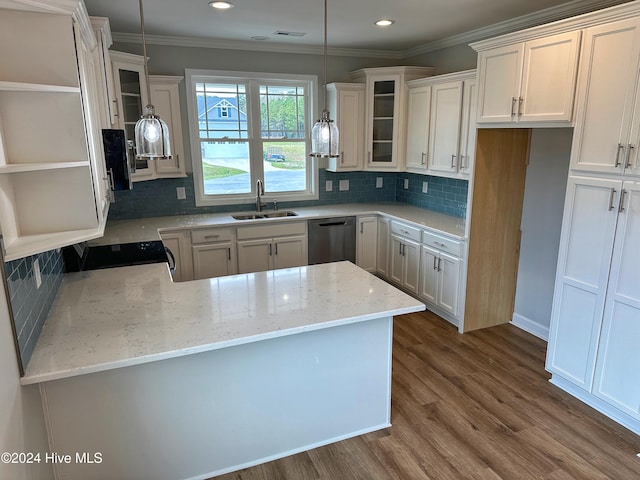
[22,261,424,480]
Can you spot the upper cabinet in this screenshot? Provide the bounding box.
[0,5,109,261]
[350,66,435,171]
[111,53,185,182]
[405,70,477,178]
[571,18,640,177]
[90,17,118,128]
[325,83,365,172]
[473,31,581,126]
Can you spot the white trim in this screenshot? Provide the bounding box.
[511,313,550,341]
[185,69,319,207]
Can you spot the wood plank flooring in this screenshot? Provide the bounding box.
[213,310,640,480]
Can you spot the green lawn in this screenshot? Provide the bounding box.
[203,163,246,180]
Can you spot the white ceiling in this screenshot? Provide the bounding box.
[83,0,630,56]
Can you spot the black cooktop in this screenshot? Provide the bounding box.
[63,241,169,272]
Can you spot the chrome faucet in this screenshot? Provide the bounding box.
[256,179,267,212]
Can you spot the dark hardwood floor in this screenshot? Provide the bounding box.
[214,310,640,480]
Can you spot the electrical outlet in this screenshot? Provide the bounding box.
[403,178,409,190]
[339,179,349,191]
[422,181,428,193]
[33,258,42,289]
[376,177,383,188]
[325,180,333,192]
[176,187,186,200]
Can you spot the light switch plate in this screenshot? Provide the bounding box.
[376,177,383,188]
[422,181,428,193]
[403,178,409,190]
[339,179,349,191]
[325,180,333,191]
[176,187,186,200]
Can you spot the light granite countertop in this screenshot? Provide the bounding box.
[89,203,467,247]
[21,261,425,385]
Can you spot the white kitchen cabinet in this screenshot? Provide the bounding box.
[388,221,421,295]
[149,75,186,179]
[351,66,435,171]
[428,81,464,174]
[376,216,390,278]
[356,215,377,272]
[458,79,478,177]
[236,222,307,274]
[571,18,640,176]
[474,31,580,125]
[0,6,108,261]
[90,17,117,127]
[419,230,463,318]
[191,227,236,280]
[325,83,364,172]
[405,85,431,173]
[547,176,640,431]
[160,230,193,282]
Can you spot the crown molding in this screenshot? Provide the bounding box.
[0,0,79,14]
[91,16,113,47]
[111,32,404,60]
[403,0,632,57]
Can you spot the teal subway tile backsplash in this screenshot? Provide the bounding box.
[4,248,64,368]
[108,170,466,220]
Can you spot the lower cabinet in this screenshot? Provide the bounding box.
[420,246,461,316]
[159,230,193,282]
[376,217,390,278]
[191,227,237,280]
[356,215,378,272]
[389,221,421,295]
[236,222,308,274]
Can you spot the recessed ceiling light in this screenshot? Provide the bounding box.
[209,1,234,9]
[375,19,395,27]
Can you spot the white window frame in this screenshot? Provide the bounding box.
[185,69,319,207]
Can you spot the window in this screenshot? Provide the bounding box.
[186,70,318,206]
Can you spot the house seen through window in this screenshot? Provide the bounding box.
[186,71,317,206]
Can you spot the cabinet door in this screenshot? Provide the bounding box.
[389,234,405,286]
[405,85,431,171]
[571,18,640,174]
[428,81,463,173]
[546,176,621,390]
[150,77,186,178]
[458,79,477,176]
[272,235,308,270]
[356,216,378,272]
[403,238,420,295]
[437,251,461,316]
[161,231,192,282]
[420,246,439,305]
[376,217,390,277]
[338,87,364,170]
[477,43,523,123]
[237,238,272,274]
[365,74,401,169]
[593,182,640,419]
[519,31,581,123]
[192,242,236,280]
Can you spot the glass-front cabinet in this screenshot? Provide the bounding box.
[351,66,435,171]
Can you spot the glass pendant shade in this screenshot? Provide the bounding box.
[311,110,339,157]
[135,104,172,160]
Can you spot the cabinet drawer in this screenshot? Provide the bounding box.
[422,230,462,257]
[191,227,234,244]
[390,221,421,243]
[237,221,306,240]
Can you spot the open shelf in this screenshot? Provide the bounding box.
[0,161,90,175]
[2,227,105,262]
[0,81,80,94]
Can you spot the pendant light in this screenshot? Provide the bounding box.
[134,0,172,160]
[310,0,339,158]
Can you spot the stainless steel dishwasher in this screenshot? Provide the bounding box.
[307,216,357,265]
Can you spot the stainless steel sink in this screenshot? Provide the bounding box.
[231,213,266,220]
[262,211,298,218]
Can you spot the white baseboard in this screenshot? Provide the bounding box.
[511,313,549,341]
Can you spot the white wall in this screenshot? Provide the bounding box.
[512,128,572,340]
[0,288,52,480]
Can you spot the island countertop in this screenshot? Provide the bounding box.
[21,261,425,385]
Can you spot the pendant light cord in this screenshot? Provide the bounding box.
[139,0,152,108]
[323,0,328,113]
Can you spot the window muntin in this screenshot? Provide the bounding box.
[187,71,317,205]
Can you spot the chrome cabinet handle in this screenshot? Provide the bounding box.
[341,151,344,165]
[433,255,437,271]
[421,152,426,165]
[619,189,628,213]
[518,97,523,117]
[609,188,617,211]
[437,257,442,272]
[112,99,119,118]
[204,234,220,239]
[274,243,278,255]
[269,243,273,256]
[227,247,231,261]
[451,154,457,168]
[615,143,624,167]
[511,97,517,117]
[626,145,635,168]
